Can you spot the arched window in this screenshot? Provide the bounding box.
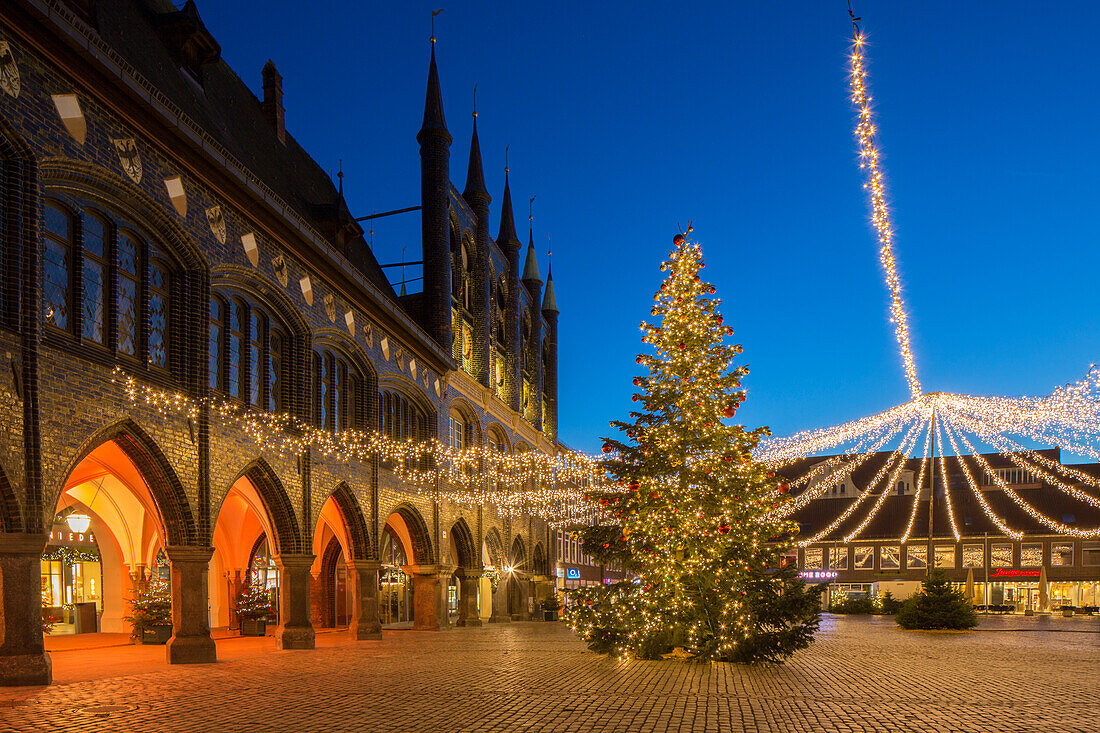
[521,309,532,375]
[211,292,288,411]
[448,408,467,451]
[312,347,365,432]
[379,526,411,626]
[42,198,175,372]
[381,390,428,442]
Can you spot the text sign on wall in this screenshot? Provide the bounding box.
[566,568,580,579]
[989,568,1041,579]
[48,524,97,547]
[798,570,838,581]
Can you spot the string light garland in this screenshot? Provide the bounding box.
[899,419,932,544]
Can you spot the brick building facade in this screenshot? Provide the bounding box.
[0,0,562,685]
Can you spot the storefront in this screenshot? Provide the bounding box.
[41,517,102,634]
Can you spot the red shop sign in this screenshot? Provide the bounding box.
[989,568,1041,579]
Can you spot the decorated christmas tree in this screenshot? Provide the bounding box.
[565,231,821,663]
[126,573,172,638]
[236,576,275,620]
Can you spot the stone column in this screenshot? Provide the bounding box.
[274,554,316,650]
[456,568,482,627]
[0,534,52,686]
[490,574,511,623]
[164,545,217,665]
[347,560,382,640]
[408,565,441,631]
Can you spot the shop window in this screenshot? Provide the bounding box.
[853,546,874,570]
[1051,544,1073,567]
[879,545,900,570]
[830,546,848,570]
[1084,545,1100,567]
[803,548,823,570]
[991,543,1013,567]
[779,549,797,569]
[1021,543,1043,567]
[962,544,984,568]
[906,544,927,570]
[934,545,955,569]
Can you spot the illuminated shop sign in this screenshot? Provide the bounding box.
[48,524,97,547]
[798,570,838,581]
[989,568,1041,579]
[566,568,580,579]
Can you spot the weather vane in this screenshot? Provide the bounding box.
[431,8,444,44]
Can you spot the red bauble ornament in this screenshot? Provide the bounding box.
[707,286,716,294]
[633,377,642,387]
[660,283,668,292]
[778,483,790,494]
[629,481,640,491]
[599,498,609,505]
[602,443,613,454]
[673,234,685,245]
[602,543,610,549]
[650,491,661,499]
[678,343,686,350]
[767,471,776,478]
[716,315,724,325]
[723,455,733,463]
[722,405,736,418]
[726,327,734,336]
[693,274,701,283]
[718,523,731,535]
[636,356,644,364]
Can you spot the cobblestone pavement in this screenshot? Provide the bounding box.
[1,615,1098,732]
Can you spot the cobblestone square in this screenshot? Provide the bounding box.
[1,616,1097,732]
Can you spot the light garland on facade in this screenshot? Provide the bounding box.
[844,418,927,542]
[899,419,933,543]
[114,368,604,522]
[940,419,1020,539]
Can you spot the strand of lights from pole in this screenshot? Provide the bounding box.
[940,419,1022,539]
[777,417,908,518]
[799,418,922,546]
[850,32,922,399]
[941,407,1100,510]
[757,400,919,465]
[932,416,961,541]
[900,418,934,543]
[948,421,1100,539]
[843,418,926,542]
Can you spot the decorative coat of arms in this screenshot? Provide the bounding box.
[362,321,373,348]
[111,138,142,184]
[0,41,20,98]
[323,293,336,323]
[271,254,288,287]
[206,206,227,244]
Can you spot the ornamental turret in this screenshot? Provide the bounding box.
[417,42,453,351]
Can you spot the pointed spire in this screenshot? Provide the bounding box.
[496,164,520,250]
[522,229,542,284]
[417,43,451,145]
[462,117,489,206]
[542,260,558,314]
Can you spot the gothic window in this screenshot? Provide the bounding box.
[381,390,428,442]
[313,348,364,432]
[212,293,287,412]
[42,199,175,372]
[81,214,106,344]
[116,229,139,355]
[521,310,532,374]
[42,202,72,331]
[448,409,467,451]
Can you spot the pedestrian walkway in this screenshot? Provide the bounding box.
[1,616,1097,731]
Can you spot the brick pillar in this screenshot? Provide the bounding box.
[0,534,52,686]
[165,546,217,665]
[274,554,316,649]
[510,573,531,621]
[409,566,440,631]
[456,568,482,627]
[490,576,511,623]
[347,560,382,640]
[229,569,243,629]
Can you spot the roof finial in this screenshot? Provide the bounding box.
[529,195,536,233]
[472,83,477,118]
[337,159,344,197]
[431,8,444,45]
[504,143,509,173]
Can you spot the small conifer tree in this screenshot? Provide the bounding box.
[896,569,978,629]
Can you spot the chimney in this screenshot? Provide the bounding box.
[261,60,285,144]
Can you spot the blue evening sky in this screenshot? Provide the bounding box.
[199,2,1100,453]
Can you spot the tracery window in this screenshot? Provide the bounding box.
[211,293,287,411]
[312,348,364,432]
[42,199,174,371]
[381,390,428,442]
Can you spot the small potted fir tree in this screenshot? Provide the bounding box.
[541,594,561,622]
[127,575,173,644]
[237,581,274,636]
